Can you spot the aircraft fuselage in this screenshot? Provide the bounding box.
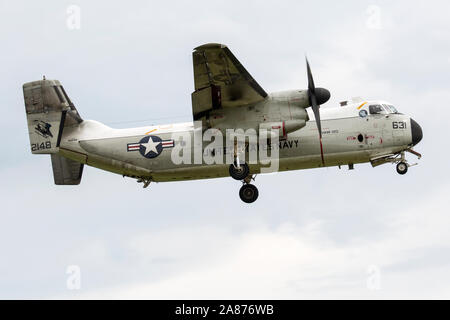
[57,100,416,182]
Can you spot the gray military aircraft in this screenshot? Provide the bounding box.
[22,43,423,203]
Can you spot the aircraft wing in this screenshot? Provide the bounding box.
[191,43,268,120]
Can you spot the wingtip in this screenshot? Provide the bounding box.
[194,43,227,51]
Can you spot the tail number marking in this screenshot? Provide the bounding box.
[31,141,52,151]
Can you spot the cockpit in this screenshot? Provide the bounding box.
[368,103,399,115]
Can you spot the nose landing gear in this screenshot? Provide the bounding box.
[396,162,408,175]
[395,149,422,175]
[370,149,422,176]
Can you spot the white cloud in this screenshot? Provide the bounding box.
[70,183,450,299]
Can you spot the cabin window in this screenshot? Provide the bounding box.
[369,104,386,115]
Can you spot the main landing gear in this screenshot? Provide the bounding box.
[229,160,258,203]
[229,140,259,203]
[230,162,258,203]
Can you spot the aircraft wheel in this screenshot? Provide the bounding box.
[239,184,259,203]
[396,162,408,175]
[229,162,249,180]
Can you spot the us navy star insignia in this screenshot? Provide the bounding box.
[141,137,160,155]
[127,135,175,159]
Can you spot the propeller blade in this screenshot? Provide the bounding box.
[306,58,315,95]
[306,57,322,139]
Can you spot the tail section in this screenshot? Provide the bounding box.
[23,79,82,154]
[50,154,84,185]
[23,79,84,185]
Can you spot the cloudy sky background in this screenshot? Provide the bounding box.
[0,0,449,298]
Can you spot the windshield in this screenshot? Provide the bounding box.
[383,104,398,114]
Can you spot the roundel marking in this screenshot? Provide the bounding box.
[139,135,163,158]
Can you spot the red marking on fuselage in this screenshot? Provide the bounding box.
[319,137,325,166]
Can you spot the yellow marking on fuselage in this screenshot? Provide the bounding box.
[145,129,157,135]
[357,102,367,110]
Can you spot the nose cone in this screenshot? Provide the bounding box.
[315,87,331,105]
[410,118,423,146]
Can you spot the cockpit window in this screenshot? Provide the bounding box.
[383,104,399,114]
[369,104,386,114]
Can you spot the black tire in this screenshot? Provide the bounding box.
[396,162,408,175]
[229,162,249,180]
[239,184,259,203]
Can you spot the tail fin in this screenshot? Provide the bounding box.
[50,154,84,185]
[23,79,84,185]
[23,79,82,154]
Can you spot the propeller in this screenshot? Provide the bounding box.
[305,57,330,164]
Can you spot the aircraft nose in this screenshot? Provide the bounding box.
[410,118,423,146]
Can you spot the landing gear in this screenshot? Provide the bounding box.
[395,151,415,175]
[229,161,249,180]
[396,162,408,175]
[239,183,259,203]
[230,140,258,203]
[230,164,258,203]
[395,151,411,175]
[229,161,258,203]
[229,139,249,180]
[370,149,421,175]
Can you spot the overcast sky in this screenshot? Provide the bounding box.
[0,0,449,299]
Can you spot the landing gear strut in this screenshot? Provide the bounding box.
[229,140,258,203]
[395,150,419,175]
[395,152,410,175]
[229,139,249,180]
[393,149,423,175]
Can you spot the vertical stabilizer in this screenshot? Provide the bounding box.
[23,79,82,154]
